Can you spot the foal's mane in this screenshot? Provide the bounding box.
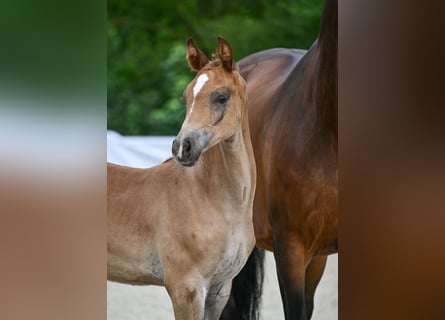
[206,53,236,70]
[204,55,224,70]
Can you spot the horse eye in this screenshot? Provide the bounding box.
[216,94,228,104]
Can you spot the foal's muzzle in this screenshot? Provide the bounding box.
[172,135,202,167]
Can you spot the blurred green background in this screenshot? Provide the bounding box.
[108,0,324,135]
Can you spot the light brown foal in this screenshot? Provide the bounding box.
[107,36,256,320]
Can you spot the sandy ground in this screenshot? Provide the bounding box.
[107,252,337,319]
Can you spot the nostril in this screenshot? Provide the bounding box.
[183,139,192,153]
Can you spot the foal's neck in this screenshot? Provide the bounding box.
[199,114,255,199]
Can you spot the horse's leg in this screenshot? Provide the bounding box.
[304,255,327,319]
[204,281,232,320]
[274,232,308,320]
[165,273,207,320]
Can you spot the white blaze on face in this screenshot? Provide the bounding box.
[189,73,209,115]
[179,73,209,159]
[178,143,183,158]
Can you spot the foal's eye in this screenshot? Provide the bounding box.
[216,94,228,104]
[210,88,231,106]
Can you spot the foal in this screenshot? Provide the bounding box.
[107,36,256,320]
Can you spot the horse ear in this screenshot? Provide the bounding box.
[186,38,209,71]
[217,35,235,72]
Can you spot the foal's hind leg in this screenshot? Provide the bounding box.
[165,273,207,320]
[304,255,327,319]
[204,281,232,320]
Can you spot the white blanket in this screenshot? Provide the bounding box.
[107,130,174,168]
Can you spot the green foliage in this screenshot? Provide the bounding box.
[108,0,324,135]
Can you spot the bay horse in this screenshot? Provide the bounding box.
[107,36,257,320]
[221,0,337,319]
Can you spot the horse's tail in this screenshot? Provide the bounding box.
[220,246,266,320]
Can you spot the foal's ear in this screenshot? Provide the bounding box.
[217,35,236,72]
[186,38,209,71]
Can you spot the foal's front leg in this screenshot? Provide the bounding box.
[165,273,207,320]
[204,281,232,320]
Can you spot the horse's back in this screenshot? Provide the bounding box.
[239,49,305,111]
[107,162,162,214]
[107,161,183,227]
[239,48,306,81]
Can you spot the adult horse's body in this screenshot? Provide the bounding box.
[108,36,256,320]
[222,0,337,319]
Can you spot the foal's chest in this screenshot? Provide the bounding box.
[204,219,255,284]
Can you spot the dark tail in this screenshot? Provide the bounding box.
[220,247,266,320]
